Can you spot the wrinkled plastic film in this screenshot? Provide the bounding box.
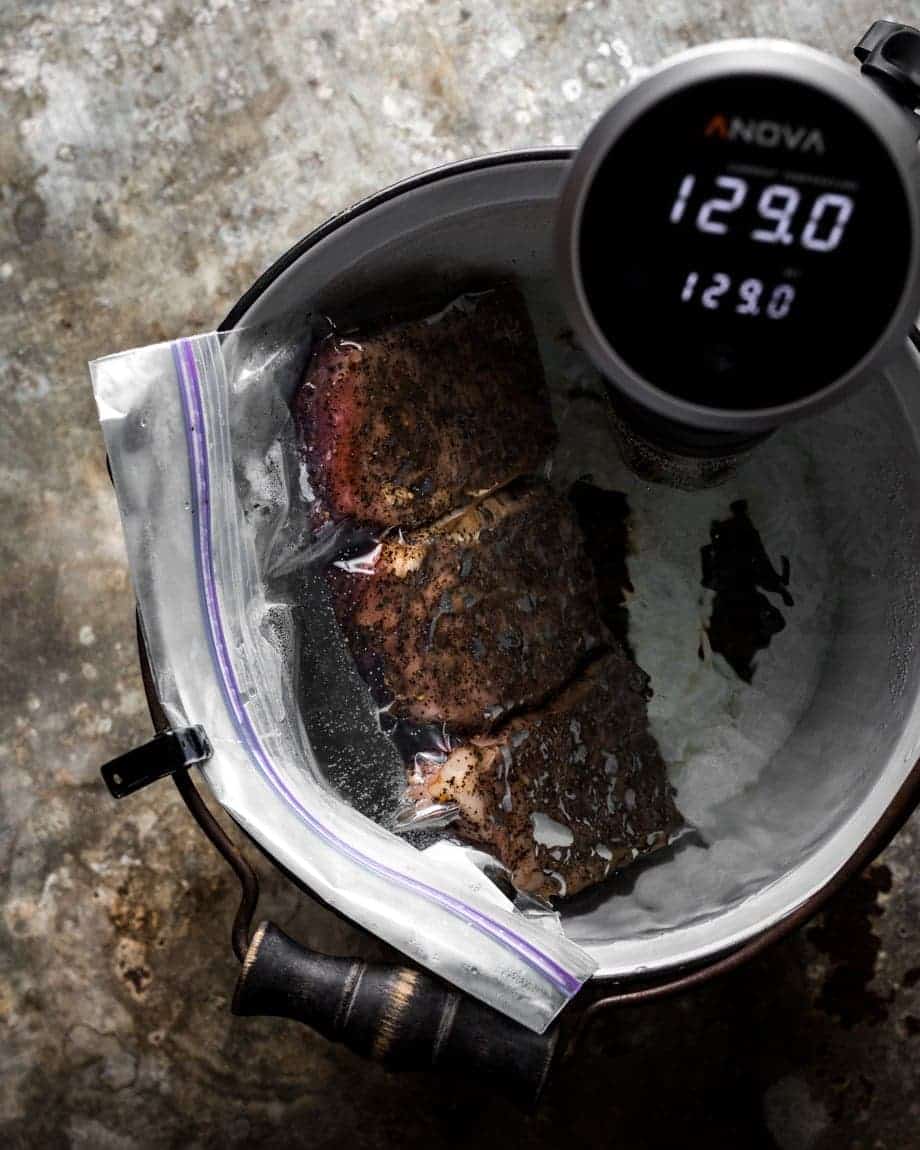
[90,331,596,1033]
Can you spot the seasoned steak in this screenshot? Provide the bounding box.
[412,650,681,899]
[331,481,603,732]
[293,285,557,530]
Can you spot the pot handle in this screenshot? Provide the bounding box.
[232,920,560,1107]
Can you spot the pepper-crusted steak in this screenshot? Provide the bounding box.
[331,481,604,732]
[293,285,557,530]
[412,650,681,899]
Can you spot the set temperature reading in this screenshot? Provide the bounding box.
[680,271,796,318]
[670,174,855,252]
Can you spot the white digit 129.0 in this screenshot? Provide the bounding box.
[766,283,796,319]
[735,278,763,315]
[751,184,800,245]
[695,176,748,235]
[800,193,854,252]
[670,175,696,223]
[701,272,732,309]
[680,270,699,301]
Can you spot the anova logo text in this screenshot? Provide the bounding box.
[704,114,826,155]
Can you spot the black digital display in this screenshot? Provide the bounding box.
[578,74,912,411]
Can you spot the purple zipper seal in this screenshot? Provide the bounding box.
[171,336,586,1002]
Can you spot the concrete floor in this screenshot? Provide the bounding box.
[2,1,920,1146]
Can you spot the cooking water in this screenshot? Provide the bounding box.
[544,330,834,865]
[293,289,838,925]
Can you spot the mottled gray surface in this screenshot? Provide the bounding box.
[2,1,920,1147]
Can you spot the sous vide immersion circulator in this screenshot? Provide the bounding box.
[556,20,920,482]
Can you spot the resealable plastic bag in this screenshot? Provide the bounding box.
[90,319,596,1034]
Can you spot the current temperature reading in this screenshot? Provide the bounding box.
[670,174,855,252]
[670,175,856,321]
[566,61,916,413]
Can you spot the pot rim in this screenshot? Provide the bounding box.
[208,147,920,993]
[221,147,573,332]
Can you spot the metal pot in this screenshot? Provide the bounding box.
[138,149,920,1105]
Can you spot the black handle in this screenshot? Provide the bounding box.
[232,921,560,1107]
[100,726,212,798]
[855,20,920,111]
